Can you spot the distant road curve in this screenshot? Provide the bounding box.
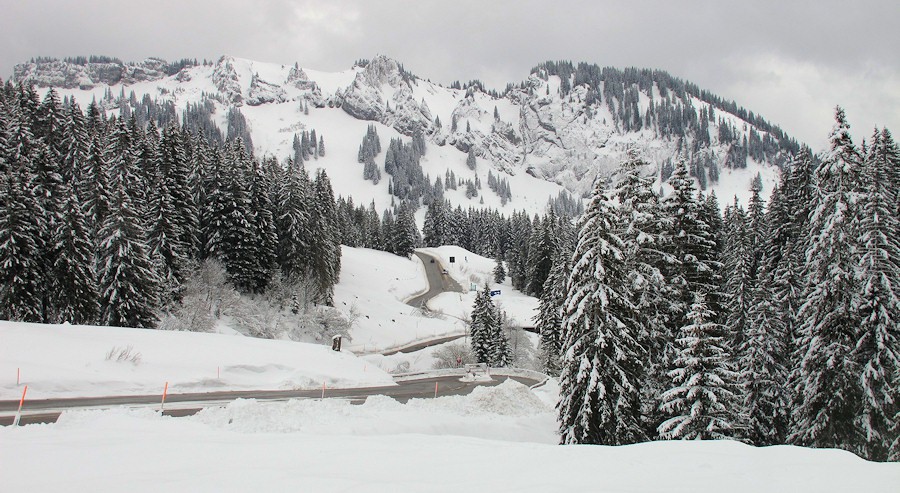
[406,250,464,309]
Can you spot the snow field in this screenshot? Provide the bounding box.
[2,378,896,492]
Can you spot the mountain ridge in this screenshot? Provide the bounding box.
[11,54,797,212]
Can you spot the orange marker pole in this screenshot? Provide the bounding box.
[160,381,169,412]
[17,367,20,385]
[12,385,27,426]
[434,382,439,398]
[321,382,326,399]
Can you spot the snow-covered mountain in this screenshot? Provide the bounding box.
[13,55,799,213]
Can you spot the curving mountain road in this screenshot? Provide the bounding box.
[0,373,541,426]
[406,250,464,309]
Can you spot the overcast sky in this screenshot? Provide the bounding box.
[2,0,897,148]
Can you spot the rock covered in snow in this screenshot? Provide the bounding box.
[247,73,288,106]
[212,56,244,105]
[13,57,171,89]
[341,55,434,135]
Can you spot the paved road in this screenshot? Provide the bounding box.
[381,334,467,356]
[0,374,540,426]
[406,250,464,309]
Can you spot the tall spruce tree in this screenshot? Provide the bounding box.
[470,284,497,364]
[97,121,160,328]
[50,183,98,324]
[658,293,740,439]
[557,180,645,445]
[790,107,865,452]
[613,148,671,434]
[308,169,340,304]
[854,127,900,461]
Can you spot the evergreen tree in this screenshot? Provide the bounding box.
[525,214,556,296]
[470,285,497,364]
[308,169,341,304]
[275,160,311,279]
[658,293,740,439]
[493,257,506,283]
[557,181,645,445]
[741,276,789,445]
[97,122,160,328]
[466,148,476,170]
[50,183,98,324]
[0,161,44,322]
[613,148,670,435]
[854,127,900,461]
[392,202,420,258]
[790,107,865,452]
[535,240,573,377]
[490,307,512,367]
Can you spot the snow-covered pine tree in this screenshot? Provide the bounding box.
[658,159,724,375]
[489,306,512,367]
[466,148,476,170]
[790,107,865,452]
[146,130,189,303]
[741,274,789,446]
[535,239,573,377]
[97,120,160,328]
[493,256,506,283]
[391,202,419,258]
[308,169,341,305]
[0,157,45,322]
[613,148,671,436]
[658,293,740,440]
[722,200,754,365]
[49,182,98,325]
[557,180,645,445]
[274,159,311,280]
[244,158,277,293]
[853,127,900,461]
[422,199,449,247]
[470,284,496,364]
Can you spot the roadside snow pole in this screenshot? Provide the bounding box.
[217,366,220,380]
[160,382,169,413]
[17,367,20,385]
[434,382,439,398]
[12,385,27,426]
[321,382,326,399]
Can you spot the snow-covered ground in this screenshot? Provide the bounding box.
[0,321,393,400]
[2,378,896,492]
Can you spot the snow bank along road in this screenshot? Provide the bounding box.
[0,373,542,426]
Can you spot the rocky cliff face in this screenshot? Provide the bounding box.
[14,57,173,89]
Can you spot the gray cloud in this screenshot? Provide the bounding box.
[2,0,897,146]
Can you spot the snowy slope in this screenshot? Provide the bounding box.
[14,55,793,214]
